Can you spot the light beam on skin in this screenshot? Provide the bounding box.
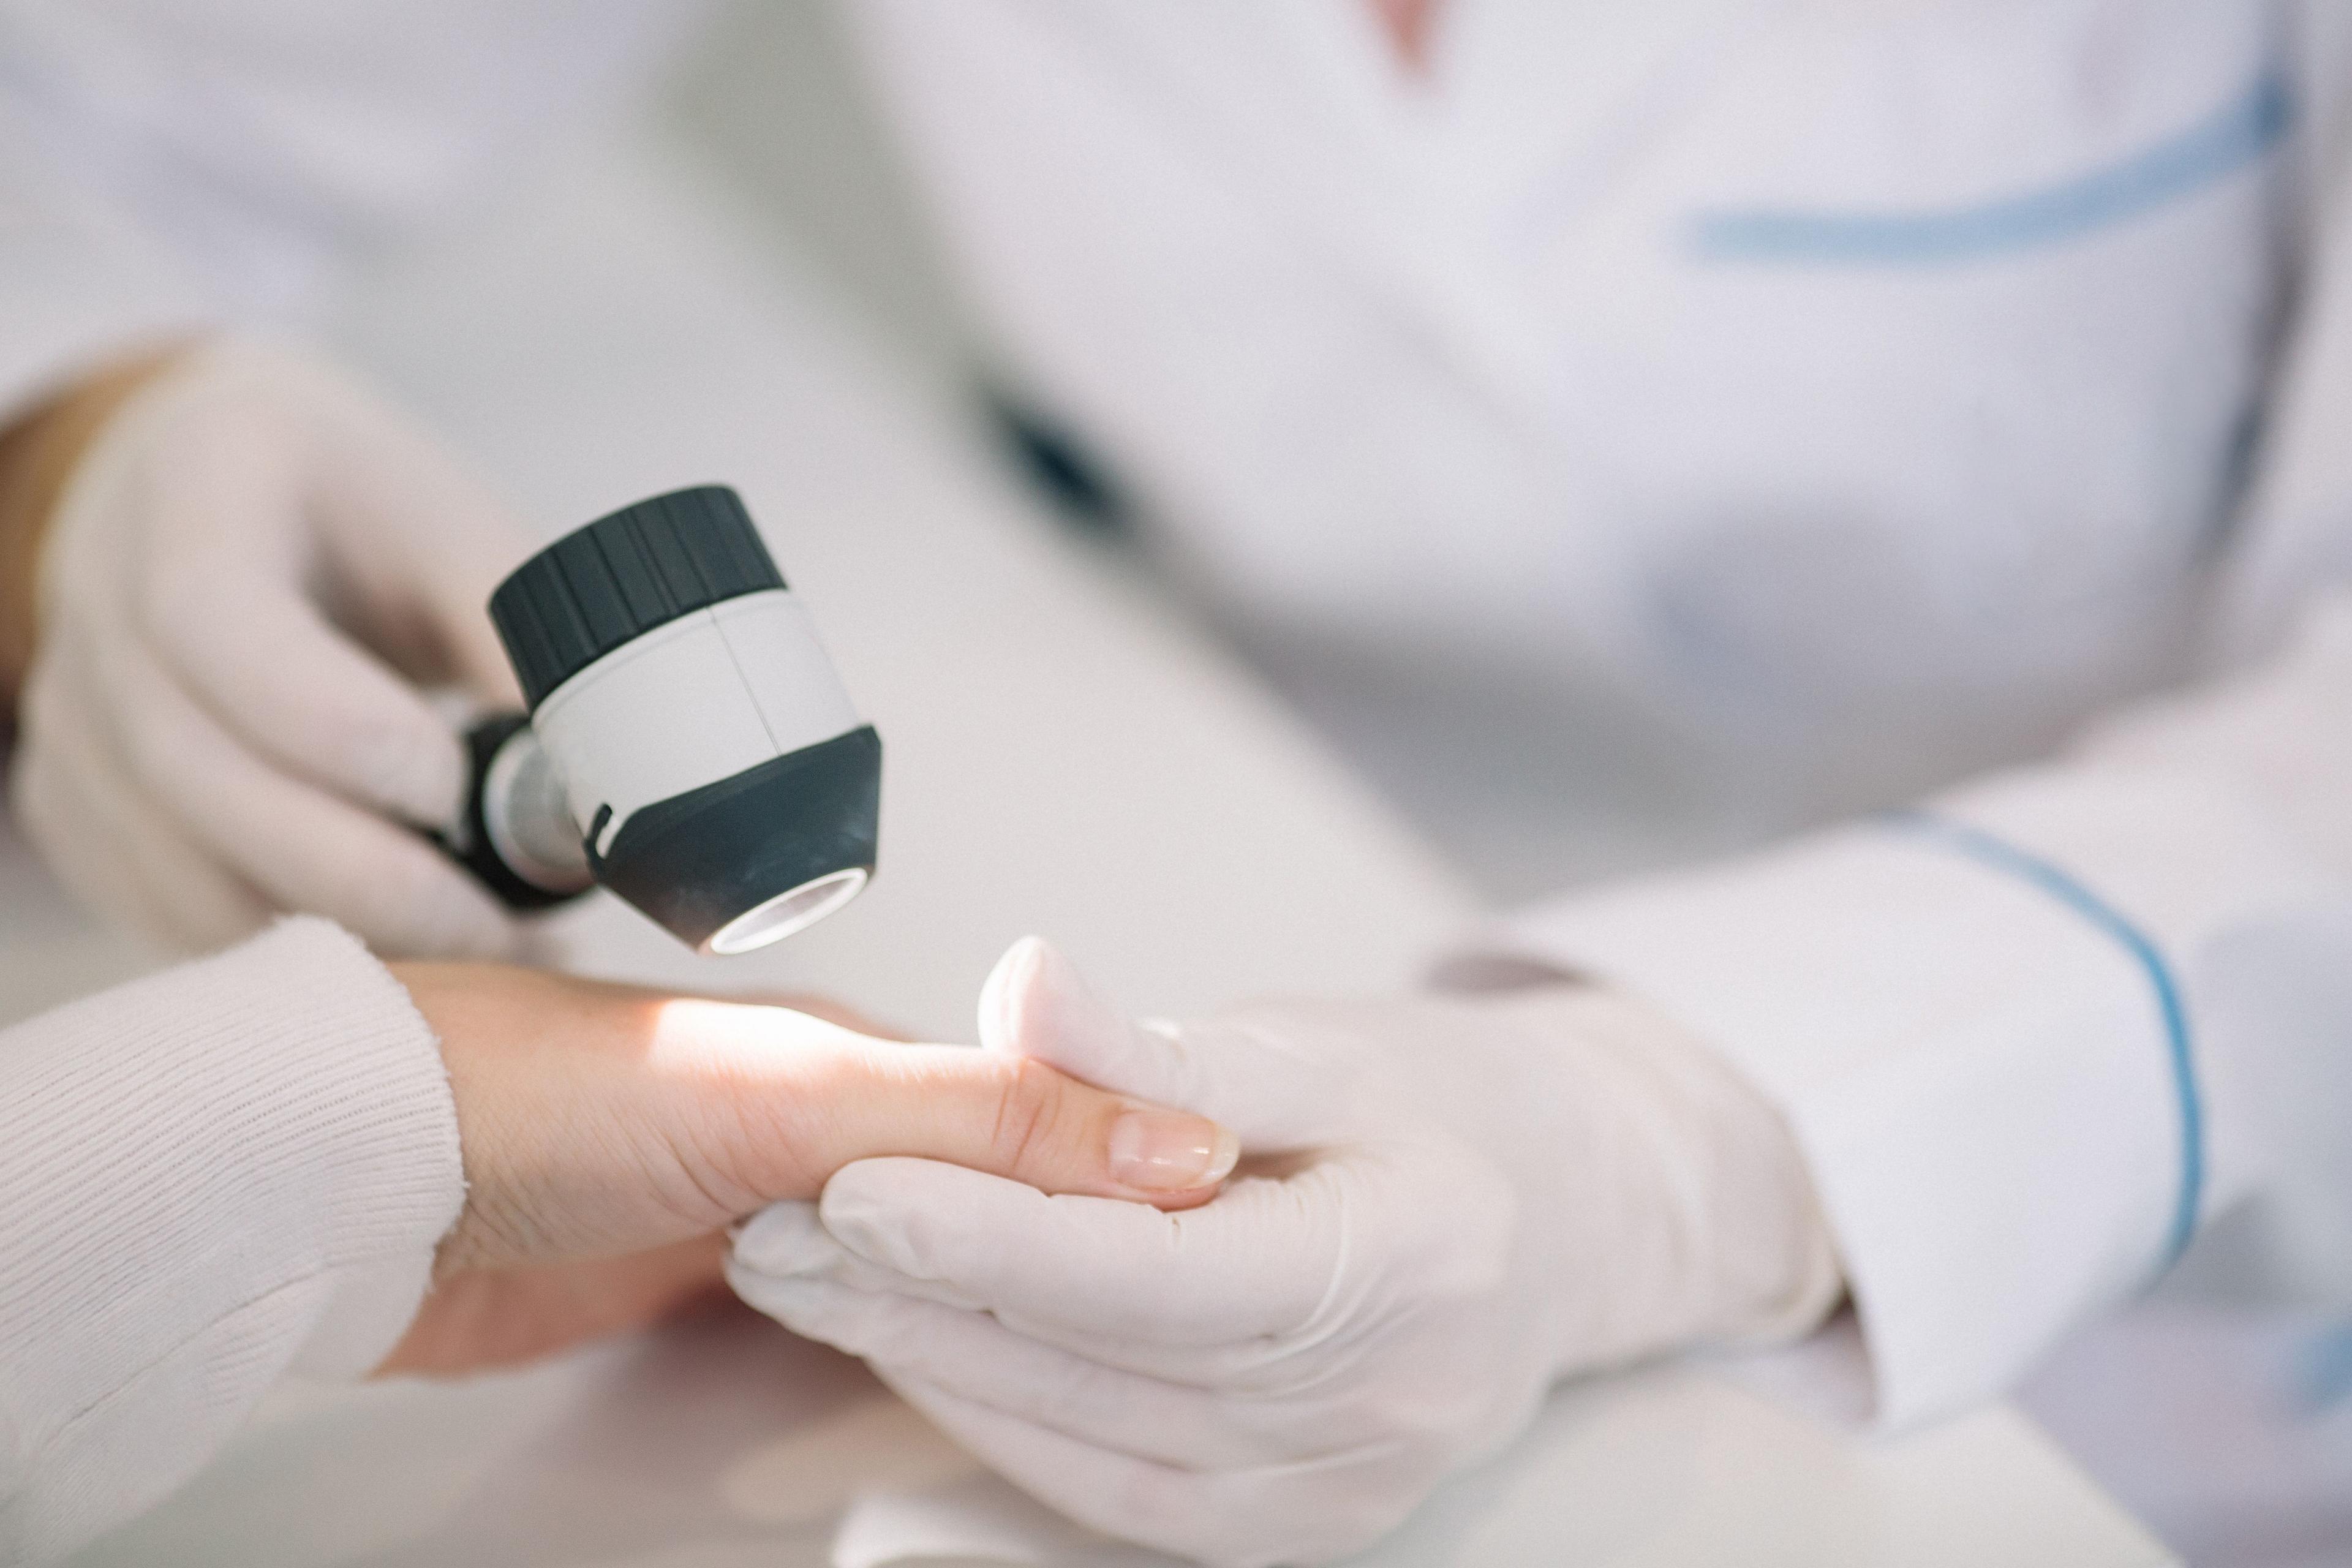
[641,994,933,1214]
[641,998,990,1099]
[643,995,936,1167]
[645,996,871,1074]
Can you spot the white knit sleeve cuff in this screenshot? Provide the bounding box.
[0,917,461,1558]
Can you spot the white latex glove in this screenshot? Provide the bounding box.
[729,938,1845,1566]
[11,337,532,957]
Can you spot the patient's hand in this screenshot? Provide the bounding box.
[374,963,1238,1376]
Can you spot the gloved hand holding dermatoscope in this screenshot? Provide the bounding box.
[444,484,881,954]
[15,344,872,960]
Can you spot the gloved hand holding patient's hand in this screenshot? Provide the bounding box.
[730,940,1845,1566]
[377,962,1240,1378]
[6,337,531,959]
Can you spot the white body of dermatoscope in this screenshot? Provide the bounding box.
[448,486,882,954]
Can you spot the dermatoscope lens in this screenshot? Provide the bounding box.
[704,867,870,955]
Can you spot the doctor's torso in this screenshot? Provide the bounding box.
[850,0,2319,891]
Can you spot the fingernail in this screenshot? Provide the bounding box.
[1108,1110,1240,1191]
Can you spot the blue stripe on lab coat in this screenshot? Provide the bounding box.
[1690,67,2292,265]
[1883,810,2206,1275]
[2302,1327,2352,1411]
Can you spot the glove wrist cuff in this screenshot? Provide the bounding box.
[1483,984,1845,1368]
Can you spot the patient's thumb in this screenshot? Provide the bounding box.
[872,1045,1237,1207]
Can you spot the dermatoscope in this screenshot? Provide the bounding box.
[439,485,881,954]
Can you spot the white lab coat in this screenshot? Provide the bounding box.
[3,0,2351,1553]
[851,0,2337,879]
[846,0,2352,1424]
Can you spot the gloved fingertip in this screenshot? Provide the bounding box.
[814,1174,933,1276]
[385,724,470,835]
[370,876,521,962]
[977,935,1055,1052]
[739,1280,888,1359]
[729,1200,840,1275]
[312,697,467,834]
[979,936,1129,1077]
[722,1263,825,1324]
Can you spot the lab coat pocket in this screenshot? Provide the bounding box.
[1580,1,2291,757]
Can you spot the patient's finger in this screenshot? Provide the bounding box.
[658,1001,1240,1207]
